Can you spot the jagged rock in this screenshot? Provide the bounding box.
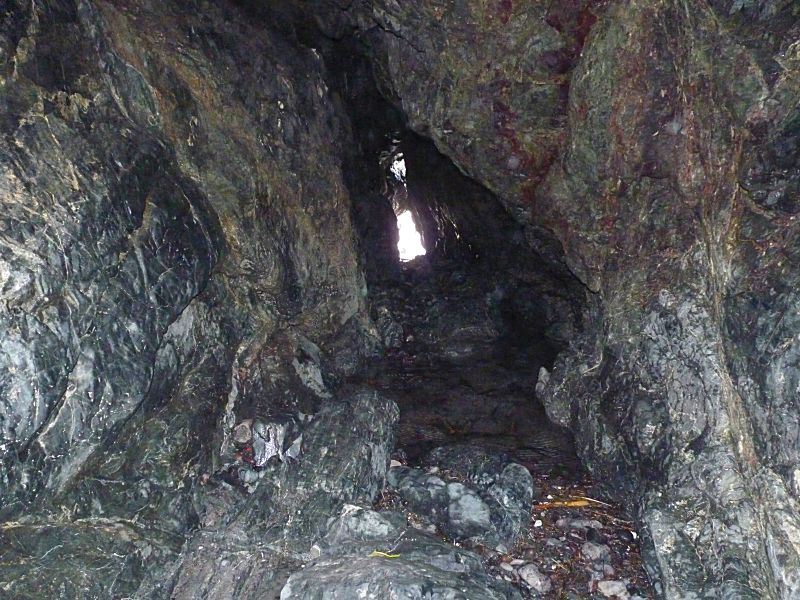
[387,445,534,551]
[0,0,374,506]
[142,387,399,598]
[345,0,800,596]
[597,580,630,600]
[280,505,522,600]
[0,519,183,599]
[518,563,552,594]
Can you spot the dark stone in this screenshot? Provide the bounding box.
[2,0,799,597]
[387,445,535,551]
[140,386,399,598]
[280,505,522,599]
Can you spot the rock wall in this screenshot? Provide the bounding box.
[337,0,800,597]
[3,0,800,597]
[0,1,382,595]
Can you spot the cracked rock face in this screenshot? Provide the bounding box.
[0,0,381,597]
[0,0,371,508]
[338,0,800,597]
[2,0,800,598]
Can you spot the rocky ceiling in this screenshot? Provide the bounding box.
[1,0,799,598]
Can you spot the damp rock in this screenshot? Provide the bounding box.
[251,415,304,466]
[597,579,630,599]
[387,445,534,550]
[557,518,604,531]
[281,505,521,599]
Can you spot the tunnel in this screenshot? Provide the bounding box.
[1,1,799,599]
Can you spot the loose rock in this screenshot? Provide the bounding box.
[518,563,553,594]
[582,542,612,562]
[597,579,631,599]
[386,445,535,550]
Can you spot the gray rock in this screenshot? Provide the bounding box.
[597,580,630,599]
[557,518,604,531]
[387,466,450,519]
[518,563,552,594]
[387,446,535,550]
[581,542,612,563]
[250,415,303,466]
[280,505,521,600]
[447,482,493,536]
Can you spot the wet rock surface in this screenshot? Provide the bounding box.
[281,506,521,599]
[334,1,800,597]
[387,446,535,551]
[1,0,799,598]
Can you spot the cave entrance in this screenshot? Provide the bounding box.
[386,151,427,262]
[326,34,592,537]
[319,36,654,594]
[356,131,586,477]
[395,210,426,262]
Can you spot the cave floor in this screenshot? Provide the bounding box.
[351,303,656,597]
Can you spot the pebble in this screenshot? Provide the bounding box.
[522,548,540,560]
[618,529,638,542]
[597,579,630,599]
[499,562,514,573]
[518,563,552,594]
[556,518,603,530]
[581,542,611,562]
[545,537,562,547]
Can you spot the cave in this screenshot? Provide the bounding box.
[1,1,799,599]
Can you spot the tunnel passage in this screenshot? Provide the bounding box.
[354,128,587,474]
[309,36,653,592]
[318,31,590,472]
[303,6,591,475]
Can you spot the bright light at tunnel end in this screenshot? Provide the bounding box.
[397,210,426,262]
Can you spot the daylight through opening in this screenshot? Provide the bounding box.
[396,210,426,261]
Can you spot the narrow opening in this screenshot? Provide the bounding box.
[385,152,426,262]
[389,153,406,183]
[396,210,426,261]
